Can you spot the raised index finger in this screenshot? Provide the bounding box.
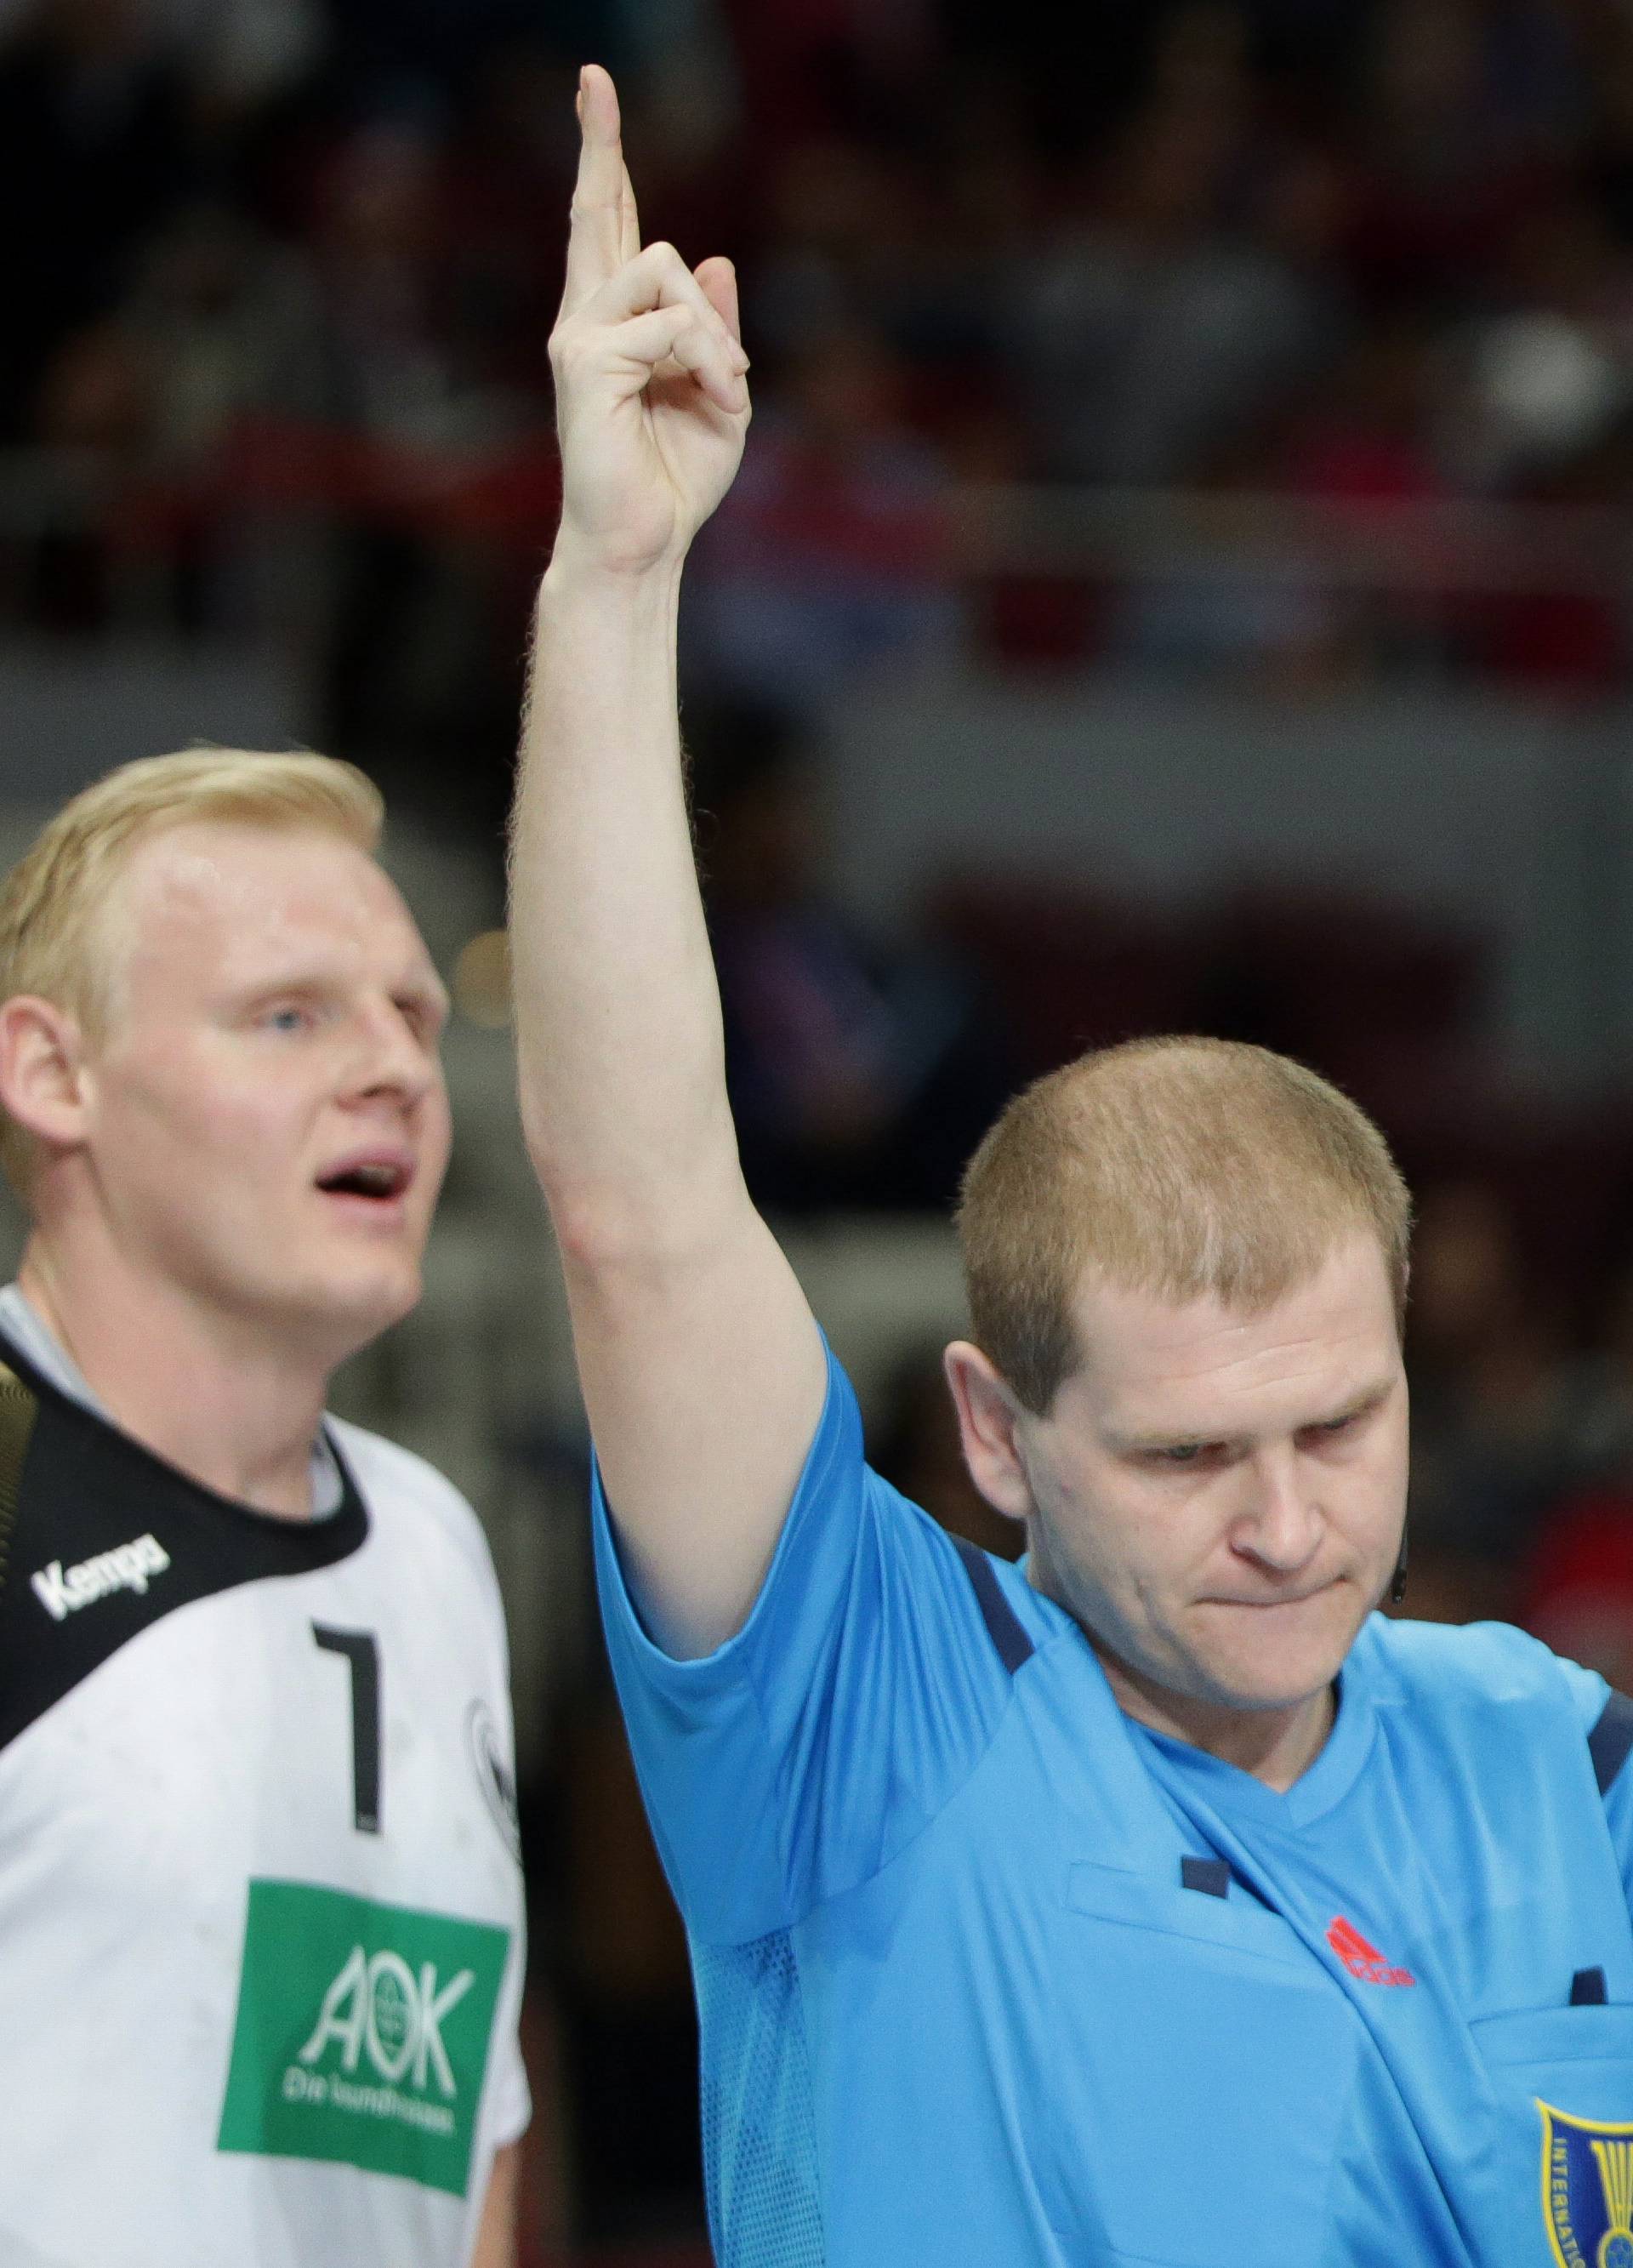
[560,64,626,318]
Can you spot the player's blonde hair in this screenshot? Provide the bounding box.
[956,1035,1411,1414]
[0,748,384,1196]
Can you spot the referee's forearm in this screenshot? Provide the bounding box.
[509,554,744,1263]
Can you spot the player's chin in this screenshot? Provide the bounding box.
[357,1251,426,1328]
[299,1251,425,1345]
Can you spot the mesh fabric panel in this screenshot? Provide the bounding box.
[692,1930,826,2267]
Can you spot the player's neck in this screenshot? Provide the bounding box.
[1097,1650,1338,1793]
[16,1241,329,1520]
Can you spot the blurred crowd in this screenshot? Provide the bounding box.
[14,0,1633,2251]
[9,0,1633,820]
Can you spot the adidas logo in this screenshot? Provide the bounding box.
[31,1533,172,1621]
[1327,1915,1415,1987]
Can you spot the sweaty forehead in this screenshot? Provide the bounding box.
[111,823,426,998]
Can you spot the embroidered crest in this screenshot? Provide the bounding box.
[1540,2100,1633,2268]
[465,1698,521,1865]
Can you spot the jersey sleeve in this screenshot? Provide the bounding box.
[486,2024,532,2148]
[591,1340,1027,1946]
[1553,1652,1633,1918]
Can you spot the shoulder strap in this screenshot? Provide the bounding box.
[0,1364,38,1604]
[951,1536,1035,1676]
[1590,1688,1633,1798]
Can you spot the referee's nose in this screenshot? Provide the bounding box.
[1232,1442,1323,1576]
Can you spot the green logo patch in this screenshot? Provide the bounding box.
[217,1879,510,2198]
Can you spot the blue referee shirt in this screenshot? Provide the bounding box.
[594,1342,1633,2267]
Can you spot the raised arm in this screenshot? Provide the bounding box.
[509,66,828,1657]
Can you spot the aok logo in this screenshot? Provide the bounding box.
[297,1944,475,2096]
[218,1880,512,2197]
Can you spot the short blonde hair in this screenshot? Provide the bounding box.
[956,1035,1412,1414]
[0,747,384,1194]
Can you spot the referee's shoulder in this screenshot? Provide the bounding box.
[1365,1610,1598,1715]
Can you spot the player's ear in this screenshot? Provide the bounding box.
[0,995,92,1154]
[942,1340,1035,1526]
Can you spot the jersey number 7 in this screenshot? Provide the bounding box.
[312,1623,382,1834]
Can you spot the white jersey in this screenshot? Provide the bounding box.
[0,1314,530,2268]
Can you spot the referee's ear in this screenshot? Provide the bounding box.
[0,994,91,1159]
[942,1340,1035,1530]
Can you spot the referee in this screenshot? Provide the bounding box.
[0,751,530,2266]
[512,64,1633,2268]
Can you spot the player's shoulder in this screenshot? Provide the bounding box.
[324,1416,501,1601]
[1363,1613,1607,1735]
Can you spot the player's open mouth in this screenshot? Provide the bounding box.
[316,1156,413,1204]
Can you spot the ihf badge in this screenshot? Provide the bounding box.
[1541,2101,1633,2268]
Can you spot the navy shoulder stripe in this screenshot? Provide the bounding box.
[1589,1689,1633,1795]
[951,1536,1034,1675]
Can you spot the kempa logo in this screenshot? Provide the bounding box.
[287,1944,476,2136]
[31,1533,170,1621]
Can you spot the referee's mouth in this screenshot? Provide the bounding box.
[1200,1580,1342,1611]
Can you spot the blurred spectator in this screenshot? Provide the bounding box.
[1404,1177,1603,1622]
[1520,1487,1633,1688]
[1283,313,1448,502]
[746,111,1031,482]
[684,322,960,698]
[1510,1211,1633,1682]
[1342,0,1566,313]
[1272,315,1459,672]
[156,0,322,118]
[557,1679,704,2244]
[317,0,591,115]
[0,0,202,438]
[1015,147,1354,499]
[1443,193,1633,493]
[749,137,925,364]
[1010,98,1310,487]
[302,116,546,824]
[37,202,328,463]
[1585,17,1633,248]
[612,0,739,172]
[305,117,537,449]
[722,0,940,144]
[421,45,584,405]
[688,696,1016,1215]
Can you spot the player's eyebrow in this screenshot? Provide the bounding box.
[1301,1378,1397,1431]
[395,971,452,1025]
[224,960,449,1017]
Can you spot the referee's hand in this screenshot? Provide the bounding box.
[549,62,751,579]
